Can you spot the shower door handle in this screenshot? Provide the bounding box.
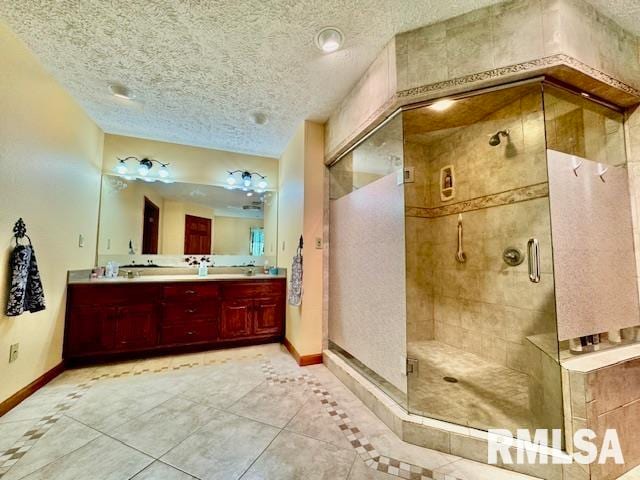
[527,238,541,283]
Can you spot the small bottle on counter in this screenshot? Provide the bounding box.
[198,261,208,277]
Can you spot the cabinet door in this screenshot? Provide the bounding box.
[66,305,115,355]
[113,304,158,351]
[219,299,253,339]
[253,297,283,336]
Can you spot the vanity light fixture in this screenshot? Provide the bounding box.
[114,156,173,183]
[315,27,344,53]
[429,99,455,111]
[225,170,268,194]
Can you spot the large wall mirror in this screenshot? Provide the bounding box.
[97,174,278,267]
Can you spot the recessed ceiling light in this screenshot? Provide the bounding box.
[315,27,344,53]
[251,112,268,125]
[429,99,455,111]
[109,84,134,100]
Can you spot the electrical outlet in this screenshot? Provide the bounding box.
[9,343,19,363]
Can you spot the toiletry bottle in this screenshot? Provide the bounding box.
[264,259,269,274]
[198,261,208,277]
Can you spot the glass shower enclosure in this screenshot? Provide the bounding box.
[328,80,631,443]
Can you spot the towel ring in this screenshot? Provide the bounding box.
[13,218,32,246]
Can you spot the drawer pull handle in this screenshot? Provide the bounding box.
[184,290,196,295]
[185,309,197,314]
[187,331,194,335]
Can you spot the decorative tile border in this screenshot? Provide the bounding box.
[325,53,640,164]
[0,353,262,478]
[405,182,549,219]
[262,361,438,480]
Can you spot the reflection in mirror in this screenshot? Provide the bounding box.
[98,175,277,267]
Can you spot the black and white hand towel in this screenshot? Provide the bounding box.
[6,244,45,316]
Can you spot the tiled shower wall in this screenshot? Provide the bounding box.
[404,88,557,368]
[403,87,563,432]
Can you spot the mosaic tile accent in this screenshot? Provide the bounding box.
[0,381,93,477]
[262,361,435,480]
[0,352,262,478]
[405,182,549,219]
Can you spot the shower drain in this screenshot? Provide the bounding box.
[443,376,459,383]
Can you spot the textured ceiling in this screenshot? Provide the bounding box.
[1,1,636,158]
[0,0,506,158]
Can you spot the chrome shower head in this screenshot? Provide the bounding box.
[489,129,510,146]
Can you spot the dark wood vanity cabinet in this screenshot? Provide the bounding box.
[64,278,285,364]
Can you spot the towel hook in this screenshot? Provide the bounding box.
[12,218,32,246]
[596,163,608,182]
[571,157,583,176]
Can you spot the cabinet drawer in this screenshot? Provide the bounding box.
[162,301,218,324]
[222,281,284,299]
[70,284,161,307]
[160,321,215,345]
[162,283,220,301]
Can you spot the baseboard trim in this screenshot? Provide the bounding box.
[282,337,323,366]
[0,362,65,417]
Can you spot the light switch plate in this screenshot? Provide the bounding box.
[315,237,322,249]
[9,343,19,363]
[78,234,85,248]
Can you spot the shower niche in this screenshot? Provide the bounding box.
[439,165,455,201]
[328,80,638,444]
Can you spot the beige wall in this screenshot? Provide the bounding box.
[213,216,263,255]
[103,134,278,188]
[277,121,325,357]
[0,21,104,403]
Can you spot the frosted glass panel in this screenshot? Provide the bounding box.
[329,173,407,393]
[548,150,640,340]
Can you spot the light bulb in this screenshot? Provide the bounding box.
[226,175,236,186]
[137,163,150,176]
[257,179,267,189]
[115,160,129,175]
[243,178,252,187]
[429,99,455,111]
[158,165,169,178]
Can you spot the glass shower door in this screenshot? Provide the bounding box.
[403,83,564,439]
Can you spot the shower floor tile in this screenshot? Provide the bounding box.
[408,341,533,434]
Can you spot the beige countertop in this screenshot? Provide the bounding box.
[68,272,286,285]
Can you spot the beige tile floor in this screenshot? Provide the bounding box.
[0,343,540,480]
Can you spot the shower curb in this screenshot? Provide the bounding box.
[323,350,588,480]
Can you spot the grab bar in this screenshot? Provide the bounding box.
[527,238,541,283]
[456,214,466,263]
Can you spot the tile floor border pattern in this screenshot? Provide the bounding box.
[261,361,453,480]
[0,352,263,479]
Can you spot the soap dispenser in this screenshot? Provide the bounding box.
[198,260,208,277]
